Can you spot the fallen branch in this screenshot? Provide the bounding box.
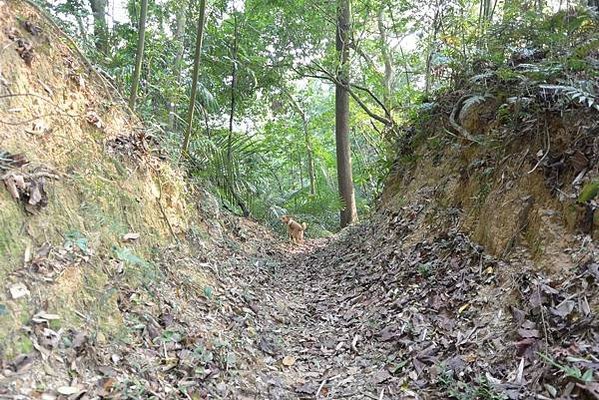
[449,95,483,144]
[1,170,60,181]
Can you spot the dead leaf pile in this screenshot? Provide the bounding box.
[106,130,154,161]
[2,168,58,213]
[1,198,597,399]
[5,26,35,66]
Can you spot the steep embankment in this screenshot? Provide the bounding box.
[0,0,189,350]
[0,1,287,397]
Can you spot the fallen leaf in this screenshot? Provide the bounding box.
[550,300,576,318]
[86,111,103,128]
[56,386,79,395]
[518,328,541,338]
[282,355,296,366]
[25,120,49,136]
[9,282,30,299]
[32,312,60,323]
[122,233,140,242]
[28,180,43,205]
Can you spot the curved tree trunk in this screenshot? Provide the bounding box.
[129,0,149,110]
[336,0,358,227]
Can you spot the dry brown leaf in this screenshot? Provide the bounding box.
[122,233,141,242]
[282,355,296,367]
[9,282,30,299]
[28,180,43,205]
[3,175,21,200]
[85,111,103,128]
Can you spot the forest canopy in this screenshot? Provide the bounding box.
[40,0,599,233]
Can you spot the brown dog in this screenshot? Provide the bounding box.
[281,215,307,244]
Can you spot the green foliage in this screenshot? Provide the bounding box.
[64,230,90,254]
[539,353,596,383]
[41,0,599,234]
[438,370,508,400]
[578,181,599,203]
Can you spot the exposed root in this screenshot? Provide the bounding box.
[449,94,484,144]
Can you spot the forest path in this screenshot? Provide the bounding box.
[235,236,402,400]
[224,207,519,400]
[7,209,594,399]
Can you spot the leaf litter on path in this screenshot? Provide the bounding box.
[2,205,598,399]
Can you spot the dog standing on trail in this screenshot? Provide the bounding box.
[281,215,307,244]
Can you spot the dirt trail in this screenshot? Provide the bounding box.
[3,204,599,399]
[224,205,599,400]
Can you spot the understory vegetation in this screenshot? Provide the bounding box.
[38,0,598,234]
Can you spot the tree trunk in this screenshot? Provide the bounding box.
[224,13,249,217]
[377,5,395,113]
[168,5,187,130]
[181,0,207,156]
[129,0,149,110]
[335,0,358,227]
[227,13,239,167]
[424,6,440,96]
[286,92,316,196]
[301,113,316,196]
[89,0,108,54]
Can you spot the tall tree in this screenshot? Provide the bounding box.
[129,0,149,109]
[89,0,108,54]
[335,0,358,227]
[182,0,207,156]
[227,12,239,167]
[168,4,187,130]
[285,91,316,196]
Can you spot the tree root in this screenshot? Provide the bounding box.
[449,95,483,144]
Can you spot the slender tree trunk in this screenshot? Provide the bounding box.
[168,6,187,130]
[286,92,316,196]
[424,6,440,96]
[89,0,108,54]
[181,0,207,156]
[336,0,358,227]
[227,13,239,167]
[129,0,149,110]
[377,5,395,113]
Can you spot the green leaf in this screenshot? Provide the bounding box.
[578,181,599,203]
[0,304,7,316]
[581,369,594,383]
[114,247,148,267]
[203,286,213,299]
